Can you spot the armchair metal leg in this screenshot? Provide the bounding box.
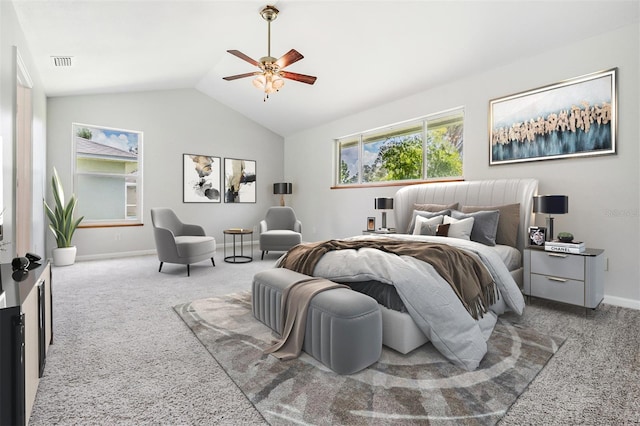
[211,258,215,267]
[187,264,190,277]
[261,251,266,260]
[159,262,163,272]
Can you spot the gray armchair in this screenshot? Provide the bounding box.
[259,206,302,260]
[151,208,216,276]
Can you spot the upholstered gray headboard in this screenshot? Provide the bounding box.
[394,179,539,252]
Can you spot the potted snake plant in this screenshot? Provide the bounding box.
[44,168,84,266]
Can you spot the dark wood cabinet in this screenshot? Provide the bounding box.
[0,261,52,426]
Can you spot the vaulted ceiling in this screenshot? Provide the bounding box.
[11,0,639,137]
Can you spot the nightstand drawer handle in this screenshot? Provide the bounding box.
[547,276,568,283]
[548,253,568,258]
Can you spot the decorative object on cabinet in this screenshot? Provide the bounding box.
[224,158,256,203]
[374,197,394,231]
[366,217,375,231]
[489,68,617,165]
[273,182,292,206]
[25,252,41,264]
[43,167,84,266]
[11,256,30,271]
[545,240,585,254]
[528,226,546,247]
[533,195,568,241]
[523,248,604,309]
[557,232,574,243]
[183,154,221,203]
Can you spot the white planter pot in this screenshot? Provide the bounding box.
[52,246,77,266]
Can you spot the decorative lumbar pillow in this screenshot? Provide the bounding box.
[461,203,520,247]
[442,215,474,240]
[413,215,444,236]
[406,209,451,234]
[451,210,500,246]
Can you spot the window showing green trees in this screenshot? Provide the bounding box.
[336,108,463,185]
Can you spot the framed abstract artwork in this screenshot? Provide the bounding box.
[183,154,221,203]
[489,68,616,165]
[224,158,256,203]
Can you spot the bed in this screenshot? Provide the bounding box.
[279,178,538,370]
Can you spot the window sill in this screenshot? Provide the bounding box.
[331,178,464,190]
[78,222,143,229]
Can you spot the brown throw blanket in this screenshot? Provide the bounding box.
[278,239,498,320]
[264,277,348,360]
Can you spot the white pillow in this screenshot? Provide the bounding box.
[442,215,474,240]
[413,215,444,235]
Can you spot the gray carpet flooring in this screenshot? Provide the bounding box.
[29,253,639,425]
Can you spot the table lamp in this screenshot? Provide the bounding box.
[533,195,568,241]
[273,182,292,206]
[374,197,394,231]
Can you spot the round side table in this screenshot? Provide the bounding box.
[223,228,253,263]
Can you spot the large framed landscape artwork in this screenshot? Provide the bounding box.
[489,68,616,165]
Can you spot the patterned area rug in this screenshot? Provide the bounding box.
[174,292,564,425]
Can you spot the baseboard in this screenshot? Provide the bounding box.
[76,249,156,261]
[603,295,640,310]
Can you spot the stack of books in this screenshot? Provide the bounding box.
[545,240,585,253]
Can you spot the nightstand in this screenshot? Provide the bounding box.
[523,247,605,309]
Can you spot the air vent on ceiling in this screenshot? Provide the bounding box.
[52,56,73,67]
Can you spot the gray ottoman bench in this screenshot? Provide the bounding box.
[252,268,382,374]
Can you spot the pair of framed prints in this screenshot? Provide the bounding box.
[182,155,256,204]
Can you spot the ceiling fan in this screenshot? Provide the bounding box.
[223,5,317,101]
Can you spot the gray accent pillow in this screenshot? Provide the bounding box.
[413,215,444,236]
[451,210,500,246]
[407,209,451,234]
[461,203,520,247]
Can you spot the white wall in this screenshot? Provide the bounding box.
[47,89,284,259]
[0,1,47,262]
[284,24,640,307]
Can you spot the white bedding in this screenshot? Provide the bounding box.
[493,243,522,271]
[299,234,525,371]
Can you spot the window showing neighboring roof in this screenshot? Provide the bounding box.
[73,123,143,226]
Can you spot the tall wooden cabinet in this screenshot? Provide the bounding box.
[0,261,52,426]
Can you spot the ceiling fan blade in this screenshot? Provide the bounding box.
[280,71,317,85]
[227,50,260,67]
[223,72,261,81]
[275,49,304,69]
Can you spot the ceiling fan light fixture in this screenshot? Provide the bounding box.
[223,4,317,101]
[252,74,266,89]
[272,74,285,90]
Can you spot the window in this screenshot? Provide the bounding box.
[73,123,143,226]
[336,108,463,186]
